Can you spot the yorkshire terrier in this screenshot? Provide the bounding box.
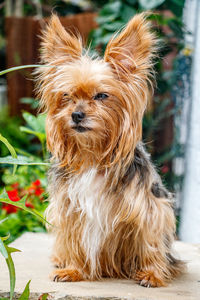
[36,13,185,287]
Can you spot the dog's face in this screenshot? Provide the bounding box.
[49,57,122,140]
[37,14,156,169]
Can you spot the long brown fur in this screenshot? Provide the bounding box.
[36,13,185,287]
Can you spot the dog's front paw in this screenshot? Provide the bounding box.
[135,270,166,288]
[50,269,83,282]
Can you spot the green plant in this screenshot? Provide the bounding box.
[0,133,49,300]
[0,187,48,300]
[0,65,50,246]
[0,65,50,300]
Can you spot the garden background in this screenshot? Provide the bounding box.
[0,0,198,297]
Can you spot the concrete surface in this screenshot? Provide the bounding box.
[0,233,200,300]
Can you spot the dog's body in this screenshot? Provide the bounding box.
[36,13,184,287]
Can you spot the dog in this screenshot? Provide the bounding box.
[36,13,185,287]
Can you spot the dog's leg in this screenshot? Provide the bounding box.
[50,228,85,282]
[132,194,182,287]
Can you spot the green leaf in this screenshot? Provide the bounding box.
[4,244,21,300]
[0,190,51,226]
[96,14,117,25]
[18,280,31,300]
[20,127,46,143]
[22,112,46,134]
[167,0,184,17]
[0,133,17,174]
[0,155,49,166]
[0,238,8,259]
[0,65,44,76]
[0,134,17,159]
[126,0,137,4]
[1,235,10,241]
[121,4,136,23]
[99,1,121,17]
[102,21,125,32]
[100,32,115,45]
[139,0,165,9]
[20,97,39,110]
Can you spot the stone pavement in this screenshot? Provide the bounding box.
[0,233,200,300]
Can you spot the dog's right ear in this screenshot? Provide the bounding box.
[40,15,82,63]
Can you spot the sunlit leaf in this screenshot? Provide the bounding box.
[0,155,49,166]
[22,112,46,134]
[4,244,21,300]
[0,133,17,174]
[18,280,31,300]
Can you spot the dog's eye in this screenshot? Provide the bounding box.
[93,93,108,100]
[62,93,70,102]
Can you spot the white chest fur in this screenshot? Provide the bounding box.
[67,168,105,219]
[67,168,107,270]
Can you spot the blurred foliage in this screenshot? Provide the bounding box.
[0,98,49,242]
[90,0,186,192]
[0,93,50,298]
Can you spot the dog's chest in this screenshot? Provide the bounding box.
[67,168,105,219]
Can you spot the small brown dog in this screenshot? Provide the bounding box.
[36,13,184,287]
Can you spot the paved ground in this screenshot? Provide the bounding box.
[0,233,200,300]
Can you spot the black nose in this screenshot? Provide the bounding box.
[71,111,85,124]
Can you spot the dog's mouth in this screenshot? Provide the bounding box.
[72,126,91,133]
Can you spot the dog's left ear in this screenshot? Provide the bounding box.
[40,14,82,63]
[104,13,157,80]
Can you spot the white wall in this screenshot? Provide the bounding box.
[180,0,200,243]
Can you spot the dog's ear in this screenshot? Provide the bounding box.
[40,15,82,63]
[104,13,157,80]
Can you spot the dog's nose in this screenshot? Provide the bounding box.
[71,111,85,124]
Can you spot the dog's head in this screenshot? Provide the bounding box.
[36,14,157,171]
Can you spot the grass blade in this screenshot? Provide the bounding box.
[5,245,20,300]
[0,65,43,76]
[18,280,31,300]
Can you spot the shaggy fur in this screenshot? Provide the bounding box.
[36,13,185,287]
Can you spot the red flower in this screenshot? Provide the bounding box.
[161,165,169,174]
[2,204,17,214]
[25,202,34,209]
[7,190,20,202]
[2,189,20,214]
[35,187,44,196]
[33,180,41,186]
